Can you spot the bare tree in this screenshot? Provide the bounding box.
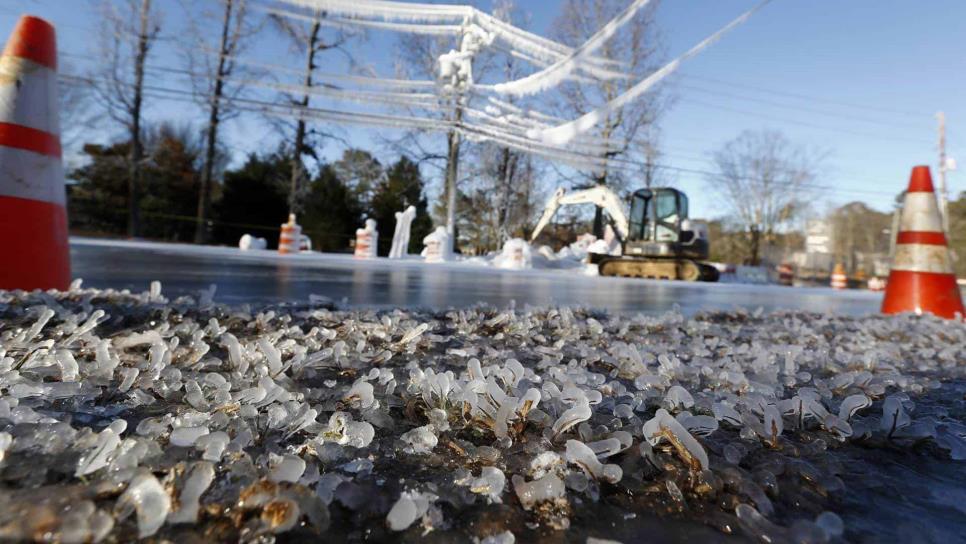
[97,0,161,238]
[57,68,97,169]
[708,129,823,266]
[187,0,259,244]
[551,0,667,236]
[271,10,353,216]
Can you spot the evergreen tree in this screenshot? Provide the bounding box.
[139,124,203,241]
[213,152,290,248]
[301,164,364,252]
[68,123,202,241]
[370,156,432,255]
[68,142,130,235]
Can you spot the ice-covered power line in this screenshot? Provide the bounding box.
[486,0,650,97]
[275,0,620,73]
[62,71,904,199]
[256,4,463,35]
[533,0,772,146]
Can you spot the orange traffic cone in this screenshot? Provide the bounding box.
[881,166,964,319]
[830,263,847,289]
[0,16,70,291]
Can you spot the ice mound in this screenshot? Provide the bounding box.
[238,234,267,250]
[494,238,533,270]
[0,285,963,541]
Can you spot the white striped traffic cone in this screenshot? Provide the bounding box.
[830,263,847,290]
[278,214,301,254]
[0,16,70,291]
[881,166,964,319]
[354,219,377,259]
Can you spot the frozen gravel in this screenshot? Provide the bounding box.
[0,281,963,542]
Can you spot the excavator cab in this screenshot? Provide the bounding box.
[624,188,708,261]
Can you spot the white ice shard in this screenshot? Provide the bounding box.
[116,471,171,538]
[664,385,694,411]
[401,425,438,454]
[386,490,437,531]
[838,394,871,422]
[323,412,376,448]
[530,451,563,479]
[467,466,506,502]
[195,431,229,462]
[677,414,719,437]
[823,414,853,441]
[881,394,912,436]
[399,323,430,346]
[170,425,209,447]
[76,419,126,477]
[551,398,591,438]
[0,431,11,463]
[269,454,306,483]
[54,349,79,382]
[511,473,566,510]
[344,379,376,409]
[762,404,783,444]
[642,409,709,471]
[565,440,622,483]
[168,461,215,524]
[258,338,284,375]
[713,402,743,426]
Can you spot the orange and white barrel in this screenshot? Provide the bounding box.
[830,263,847,290]
[0,16,70,291]
[422,226,451,263]
[354,219,377,259]
[881,166,964,318]
[278,214,301,254]
[776,263,794,286]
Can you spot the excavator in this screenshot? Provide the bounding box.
[530,186,719,282]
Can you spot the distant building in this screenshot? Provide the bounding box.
[804,220,831,254]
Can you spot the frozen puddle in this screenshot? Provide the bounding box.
[0,282,963,542]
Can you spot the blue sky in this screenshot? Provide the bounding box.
[2,0,963,220]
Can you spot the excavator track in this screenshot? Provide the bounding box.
[598,258,719,282]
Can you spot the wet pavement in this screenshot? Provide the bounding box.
[69,238,883,315]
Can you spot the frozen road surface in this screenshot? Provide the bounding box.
[70,238,882,315]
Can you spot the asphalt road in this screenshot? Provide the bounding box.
[70,237,884,315]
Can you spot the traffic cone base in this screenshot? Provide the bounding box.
[0,15,69,291]
[0,196,69,290]
[881,270,962,318]
[881,165,964,319]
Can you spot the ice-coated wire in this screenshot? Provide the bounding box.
[487,0,650,96]
[534,0,772,146]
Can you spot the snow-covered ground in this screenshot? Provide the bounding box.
[0,284,962,542]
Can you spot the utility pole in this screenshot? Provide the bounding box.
[937,112,949,233]
[128,0,153,238]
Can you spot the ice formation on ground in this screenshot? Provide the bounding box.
[389,205,417,259]
[238,234,268,251]
[494,238,533,270]
[422,226,454,263]
[0,283,963,541]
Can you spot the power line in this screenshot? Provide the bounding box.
[678,73,930,119]
[677,97,934,146]
[61,70,906,201]
[677,83,928,132]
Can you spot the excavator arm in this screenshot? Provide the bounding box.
[530,186,630,242]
